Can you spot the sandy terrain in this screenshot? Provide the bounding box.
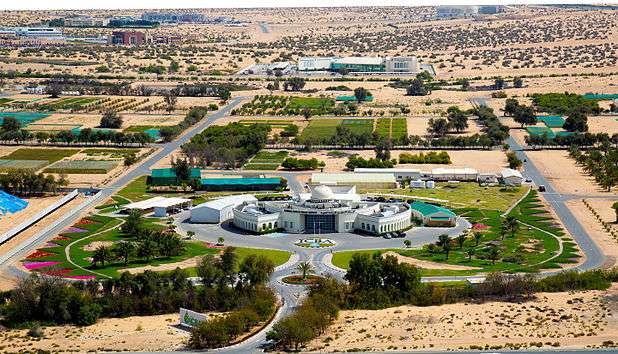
[567,199,618,268]
[285,149,507,173]
[0,314,192,352]
[0,194,64,236]
[383,251,481,271]
[526,150,618,197]
[588,116,618,135]
[35,112,185,129]
[309,285,618,352]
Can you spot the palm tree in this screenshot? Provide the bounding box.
[296,261,314,280]
[186,231,195,239]
[456,233,466,249]
[504,215,519,238]
[466,247,475,261]
[488,246,500,265]
[114,241,135,266]
[403,239,411,248]
[137,239,156,262]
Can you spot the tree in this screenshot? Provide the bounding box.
[406,78,429,96]
[220,247,238,284]
[612,201,618,223]
[461,79,470,91]
[473,232,482,246]
[564,111,588,132]
[437,234,451,260]
[168,60,180,73]
[99,110,122,129]
[354,87,370,103]
[466,247,475,261]
[513,105,536,127]
[506,151,523,169]
[1,117,20,131]
[296,261,314,280]
[92,246,111,268]
[283,77,306,92]
[513,76,523,88]
[217,237,225,246]
[137,239,156,262]
[403,239,412,248]
[164,92,177,113]
[504,98,519,116]
[46,83,62,98]
[503,215,519,238]
[197,254,223,287]
[488,246,501,264]
[494,77,505,90]
[446,106,468,133]
[172,158,191,181]
[219,88,231,101]
[114,241,135,266]
[374,137,392,161]
[302,107,312,121]
[122,209,143,236]
[240,254,275,286]
[456,233,466,249]
[427,117,449,137]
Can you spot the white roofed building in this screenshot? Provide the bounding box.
[191,194,257,223]
[499,169,524,186]
[311,173,397,189]
[123,197,192,217]
[431,168,479,181]
[354,168,421,181]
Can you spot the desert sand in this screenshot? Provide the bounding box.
[567,199,618,268]
[309,285,618,352]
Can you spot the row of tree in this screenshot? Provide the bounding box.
[0,169,68,196]
[569,143,618,191]
[280,157,324,170]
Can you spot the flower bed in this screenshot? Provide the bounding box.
[472,223,490,230]
[64,226,89,233]
[76,218,99,225]
[204,242,225,249]
[41,268,73,276]
[26,250,55,259]
[23,261,61,270]
[44,242,61,248]
[64,275,96,280]
[53,236,71,241]
[282,275,323,285]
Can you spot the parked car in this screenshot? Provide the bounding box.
[383,234,392,239]
[538,185,546,192]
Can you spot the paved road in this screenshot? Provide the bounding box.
[0,97,246,272]
[506,135,606,271]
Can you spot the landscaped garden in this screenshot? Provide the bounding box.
[299,118,374,143]
[332,190,580,277]
[232,95,335,116]
[243,150,289,170]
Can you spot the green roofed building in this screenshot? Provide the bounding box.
[149,168,201,186]
[200,178,283,192]
[537,115,565,128]
[335,95,374,102]
[410,201,456,227]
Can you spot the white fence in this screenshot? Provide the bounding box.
[0,190,79,245]
[0,190,103,266]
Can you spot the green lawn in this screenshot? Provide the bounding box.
[123,125,161,133]
[300,119,342,141]
[250,150,288,163]
[1,148,79,163]
[243,163,281,170]
[361,183,528,212]
[375,118,391,137]
[288,97,334,109]
[342,119,374,135]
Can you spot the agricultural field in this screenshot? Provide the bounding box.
[43,160,119,174]
[233,95,336,116]
[243,150,288,170]
[299,118,374,143]
[0,148,79,163]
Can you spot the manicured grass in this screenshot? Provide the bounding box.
[375,118,391,137]
[234,247,292,267]
[250,150,288,163]
[288,97,334,109]
[0,98,13,105]
[243,163,280,170]
[342,119,374,135]
[1,148,79,163]
[391,118,408,140]
[116,175,150,201]
[362,183,528,212]
[300,119,342,141]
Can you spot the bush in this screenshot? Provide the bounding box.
[345,156,395,169]
[399,151,451,164]
[281,157,321,170]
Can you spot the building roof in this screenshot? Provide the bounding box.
[123,197,191,210]
[334,57,384,65]
[354,168,420,173]
[151,168,201,179]
[500,168,523,179]
[312,173,396,184]
[410,201,456,218]
[200,178,281,186]
[192,194,257,211]
[311,185,335,200]
[431,168,478,175]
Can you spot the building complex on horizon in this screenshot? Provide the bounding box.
[298,56,420,74]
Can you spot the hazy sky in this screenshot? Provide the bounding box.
[0,0,600,11]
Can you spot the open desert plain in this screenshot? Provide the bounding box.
[0,2,617,354]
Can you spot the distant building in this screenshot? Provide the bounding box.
[110,31,147,45]
[297,56,421,74]
[354,168,421,182]
[311,173,397,189]
[141,12,205,23]
[13,27,64,39]
[478,5,505,15]
[436,6,479,19]
[122,196,192,217]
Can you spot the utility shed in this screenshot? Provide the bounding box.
[200,178,282,192]
[150,168,201,186]
[410,201,456,227]
[191,194,257,223]
[499,168,524,186]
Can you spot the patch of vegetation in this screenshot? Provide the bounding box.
[1,148,79,163]
[531,93,601,115]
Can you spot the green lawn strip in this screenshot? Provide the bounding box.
[243,163,280,170]
[288,97,334,109]
[250,150,288,163]
[375,118,391,137]
[360,184,528,212]
[299,119,342,141]
[391,118,407,140]
[1,148,80,163]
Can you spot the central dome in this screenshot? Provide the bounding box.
[311,185,335,201]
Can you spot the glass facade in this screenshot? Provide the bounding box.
[305,214,336,234]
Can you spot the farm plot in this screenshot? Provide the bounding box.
[243,150,288,170]
[0,148,79,163]
[44,160,119,174]
[82,148,141,159]
[342,119,374,135]
[37,97,100,111]
[0,159,48,172]
[0,112,50,127]
[375,118,407,140]
[300,118,375,143]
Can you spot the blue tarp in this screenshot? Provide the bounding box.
[0,190,28,214]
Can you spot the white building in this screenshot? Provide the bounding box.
[297,57,336,71]
[436,6,479,18]
[14,27,64,38]
[64,16,110,27]
[190,194,257,223]
[311,173,397,189]
[499,169,524,186]
[232,185,411,235]
[123,197,192,217]
[354,168,421,182]
[431,168,479,181]
[384,57,419,73]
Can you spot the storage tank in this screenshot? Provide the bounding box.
[410,180,426,189]
[426,180,435,189]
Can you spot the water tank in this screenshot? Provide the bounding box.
[426,180,435,189]
[410,180,426,189]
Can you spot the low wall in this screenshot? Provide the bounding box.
[0,190,79,245]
